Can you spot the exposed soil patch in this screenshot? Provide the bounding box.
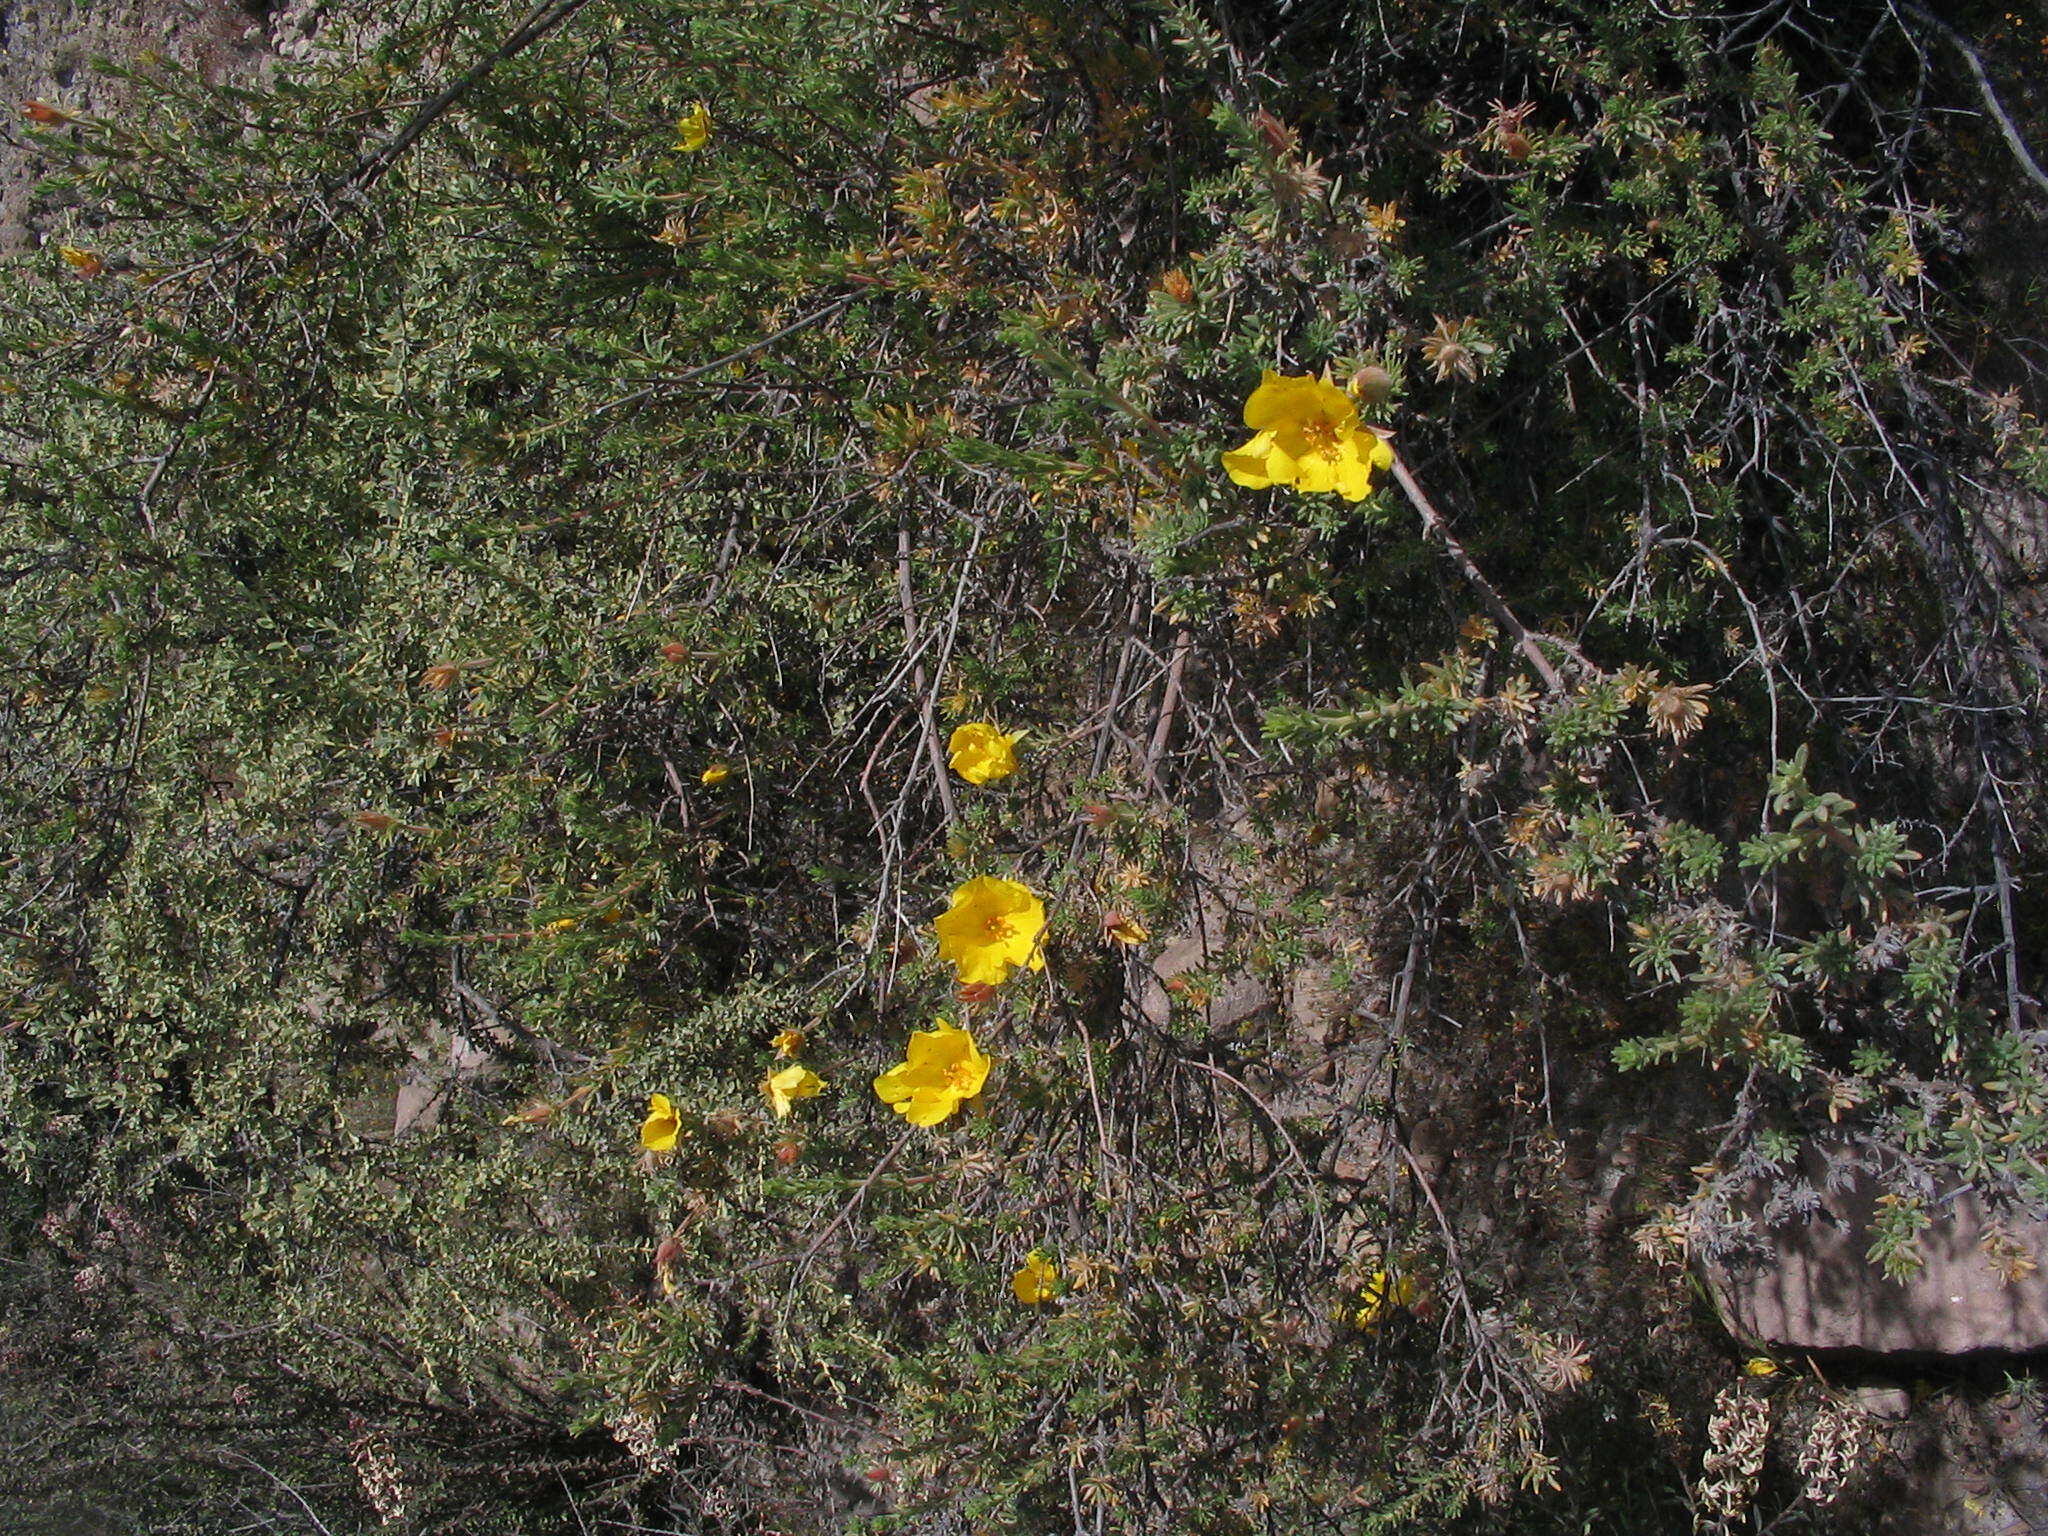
[0,0,331,248]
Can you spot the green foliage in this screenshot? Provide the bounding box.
[2,0,2044,1530]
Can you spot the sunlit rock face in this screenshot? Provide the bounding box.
[1709,1140,2048,1357]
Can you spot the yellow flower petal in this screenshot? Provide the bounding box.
[874,1020,990,1126]
[933,878,1047,987]
[947,722,1021,785]
[899,1088,961,1126]
[676,102,712,153]
[1011,1250,1059,1304]
[762,1064,825,1119]
[1244,371,1358,434]
[1353,1267,1416,1330]
[700,762,731,786]
[1224,430,1296,488]
[1294,450,1340,494]
[1331,441,1375,502]
[770,1028,806,1058]
[640,1092,682,1154]
[1226,372,1390,500]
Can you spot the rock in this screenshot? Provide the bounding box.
[1285,963,1340,1040]
[1850,1385,1913,1421]
[1708,1140,2048,1357]
[0,0,345,249]
[1139,928,1272,1032]
[391,1030,499,1137]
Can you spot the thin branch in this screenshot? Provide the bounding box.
[336,0,597,194]
[1389,453,1569,694]
[897,526,960,829]
[1142,628,1193,795]
[1897,2,2048,199]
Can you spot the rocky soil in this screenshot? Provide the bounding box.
[0,0,333,249]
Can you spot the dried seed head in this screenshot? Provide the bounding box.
[1647,682,1711,741]
[1251,110,1298,159]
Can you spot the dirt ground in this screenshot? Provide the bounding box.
[0,0,332,249]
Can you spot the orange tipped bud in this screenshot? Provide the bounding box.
[23,101,73,125]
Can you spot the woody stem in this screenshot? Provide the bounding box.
[1389,452,1568,695]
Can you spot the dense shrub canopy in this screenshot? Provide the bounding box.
[1,0,2043,1529]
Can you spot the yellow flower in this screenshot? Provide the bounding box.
[1223,371,1394,502]
[770,1028,806,1058]
[1011,1250,1059,1304]
[1354,1268,1416,1330]
[934,876,1047,986]
[57,245,103,277]
[676,102,712,153]
[640,1093,682,1153]
[873,1019,990,1127]
[700,762,731,786]
[1103,911,1149,946]
[762,1063,826,1120]
[1743,1356,1779,1378]
[947,722,1021,785]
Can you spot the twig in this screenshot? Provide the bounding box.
[785,1129,913,1302]
[1896,2,2048,198]
[897,526,960,828]
[218,1452,335,1536]
[511,295,860,441]
[1142,628,1193,794]
[337,0,596,194]
[1390,453,1567,694]
[1182,1058,1318,1194]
